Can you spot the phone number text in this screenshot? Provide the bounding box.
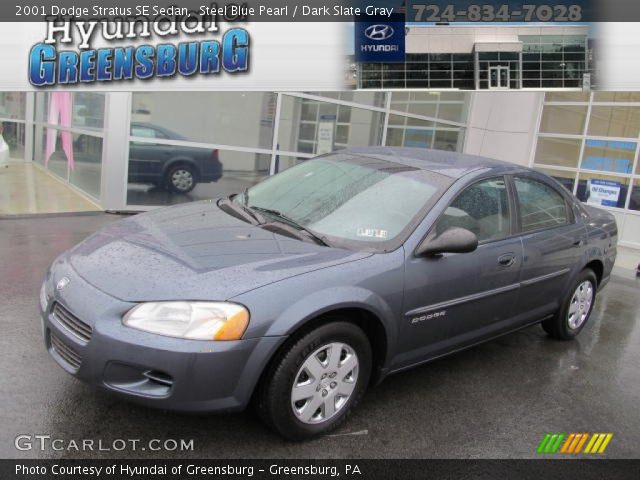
[410,4,582,22]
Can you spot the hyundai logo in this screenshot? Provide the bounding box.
[364,24,394,41]
[56,276,70,291]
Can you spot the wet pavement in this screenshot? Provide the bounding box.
[1,213,639,459]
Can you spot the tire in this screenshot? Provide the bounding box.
[542,269,597,340]
[166,164,197,194]
[256,320,372,440]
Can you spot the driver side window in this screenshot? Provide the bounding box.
[435,177,511,243]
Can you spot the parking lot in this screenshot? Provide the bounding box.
[1,213,639,459]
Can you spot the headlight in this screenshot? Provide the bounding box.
[39,282,49,312]
[122,302,250,341]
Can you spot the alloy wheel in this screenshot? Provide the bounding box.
[567,280,594,330]
[290,342,359,425]
[171,169,194,192]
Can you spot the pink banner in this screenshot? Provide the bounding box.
[45,92,75,170]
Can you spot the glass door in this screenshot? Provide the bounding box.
[489,66,510,89]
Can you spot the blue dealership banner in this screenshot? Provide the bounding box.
[354,13,406,63]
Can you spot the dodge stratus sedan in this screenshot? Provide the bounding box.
[40,148,617,439]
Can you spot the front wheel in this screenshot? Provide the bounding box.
[256,321,372,440]
[542,269,597,340]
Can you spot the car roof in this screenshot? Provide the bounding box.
[130,122,188,141]
[341,147,524,179]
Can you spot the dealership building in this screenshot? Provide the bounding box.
[0,89,638,266]
[358,24,591,90]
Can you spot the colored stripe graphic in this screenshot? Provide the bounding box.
[549,433,565,453]
[537,434,552,454]
[598,434,614,453]
[537,433,565,454]
[560,434,575,453]
[574,433,589,453]
[540,433,614,454]
[585,433,614,454]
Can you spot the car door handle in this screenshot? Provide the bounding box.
[573,239,583,247]
[498,253,516,267]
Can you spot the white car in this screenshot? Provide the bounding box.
[0,132,9,168]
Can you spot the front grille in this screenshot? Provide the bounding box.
[52,303,92,342]
[50,333,82,370]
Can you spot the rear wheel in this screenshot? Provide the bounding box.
[256,320,371,440]
[166,164,197,194]
[542,269,597,340]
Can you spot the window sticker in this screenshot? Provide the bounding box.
[357,228,388,239]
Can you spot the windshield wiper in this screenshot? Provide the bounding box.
[218,198,263,225]
[250,206,332,247]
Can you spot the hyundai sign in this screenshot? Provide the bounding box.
[355,14,405,62]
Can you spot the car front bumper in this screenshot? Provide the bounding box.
[40,264,285,413]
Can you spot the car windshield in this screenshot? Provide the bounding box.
[234,153,452,251]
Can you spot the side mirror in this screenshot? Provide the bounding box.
[416,227,479,257]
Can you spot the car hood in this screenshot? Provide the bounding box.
[67,200,371,302]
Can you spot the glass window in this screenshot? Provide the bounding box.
[581,139,636,174]
[238,153,451,249]
[72,93,105,130]
[407,102,438,118]
[520,36,540,44]
[629,180,640,211]
[514,177,569,232]
[305,92,387,107]
[593,92,640,103]
[545,92,590,102]
[126,145,268,206]
[275,155,309,173]
[277,96,384,155]
[533,167,576,193]
[38,128,70,179]
[433,130,460,152]
[407,117,435,128]
[539,105,587,135]
[403,128,434,148]
[437,103,466,123]
[588,106,640,139]
[0,92,26,120]
[391,93,473,123]
[385,128,405,147]
[388,114,407,127]
[131,92,277,149]
[0,121,26,160]
[563,35,586,47]
[576,173,630,209]
[35,128,103,199]
[435,178,510,242]
[37,92,105,130]
[534,137,582,168]
[131,125,165,139]
[69,134,103,199]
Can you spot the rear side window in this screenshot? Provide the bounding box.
[435,177,510,242]
[131,126,167,139]
[131,126,157,138]
[514,177,569,232]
